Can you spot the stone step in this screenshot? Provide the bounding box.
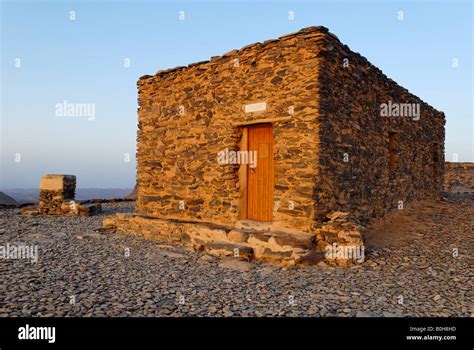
[204,242,254,261]
[104,213,320,265]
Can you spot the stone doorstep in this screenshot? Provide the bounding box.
[111,213,314,243]
[103,213,317,265]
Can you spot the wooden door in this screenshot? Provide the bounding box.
[247,124,274,222]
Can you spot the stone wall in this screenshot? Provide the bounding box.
[136,27,328,233]
[444,162,474,193]
[314,32,446,226]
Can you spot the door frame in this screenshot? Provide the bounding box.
[238,127,249,220]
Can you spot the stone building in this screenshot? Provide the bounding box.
[105,26,445,265]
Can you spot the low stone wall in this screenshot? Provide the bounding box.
[444,162,474,193]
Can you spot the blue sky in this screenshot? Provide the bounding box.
[1,0,472,188]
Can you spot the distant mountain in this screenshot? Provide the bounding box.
[0,191,18,205]
[0,189,38,204]
[1,188,133,204]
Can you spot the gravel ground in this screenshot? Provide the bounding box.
[0,196,472,317]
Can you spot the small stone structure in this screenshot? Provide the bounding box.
[38,174,76,215]
[104,26,445,266]
[22,174,101,216]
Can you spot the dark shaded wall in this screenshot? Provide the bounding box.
[313,32,445,225]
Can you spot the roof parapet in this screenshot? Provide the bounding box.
[149,26,331,79]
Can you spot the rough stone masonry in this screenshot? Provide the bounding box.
[22,174,101,217]
[104,26,445,266]
[38,174,76,215]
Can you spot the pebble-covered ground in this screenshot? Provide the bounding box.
[1,196,472,317]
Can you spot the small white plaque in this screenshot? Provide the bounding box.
[244,102,267,113]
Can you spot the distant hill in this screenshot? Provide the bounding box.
[0,191,18,205]
[1,188,133,204]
